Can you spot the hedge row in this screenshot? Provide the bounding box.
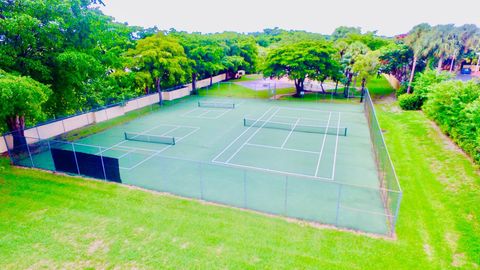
[422,80,480,164]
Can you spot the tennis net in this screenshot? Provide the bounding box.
[198,101,235,109]
[124,132,176,145]
[243,118,347,136]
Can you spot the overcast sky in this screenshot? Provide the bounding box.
[99,0,480,36]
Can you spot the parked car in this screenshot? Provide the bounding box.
[461,68,472,75]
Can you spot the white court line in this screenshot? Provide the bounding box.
[273,114,329,123]
[211,108,233,119]
[126,126,199,170]
[246,143,320,155]
[280,118,300,149]
[277,107,334,114]
[314,112,332,177]
[96,124,169,155]
[160,126,181,137]
[331,112,341,180]
[224,108,280,163]
[212,107,275,162]
[118,149,135,159]
[198,110,211,117]
[181,108,201,117]
[213,160,332,181]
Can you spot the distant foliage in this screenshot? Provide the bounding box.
[423,80,480,163]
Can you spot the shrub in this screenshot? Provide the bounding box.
[398,93,423,110]
[423,80,480,163]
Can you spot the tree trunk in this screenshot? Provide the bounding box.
[293,78,305,97]
[334,80,339,93]
[6,115,27,150]
[210,75,213,86]
[156,77,163,105]
[449,56,455,72]
[407,56,417,94]
[320,81,325,94]
[360,78,366,103]
[191,73,197,95]
[344,72,353,98]
[437,56,444,71]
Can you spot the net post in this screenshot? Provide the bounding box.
[197,101,200,107]
[243,118,246,127]
[124,132,127,140]
[172,137,175,145]
[71,142,81,175]
[344,128,348,136]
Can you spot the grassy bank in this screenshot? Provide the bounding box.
[0,77,479,269]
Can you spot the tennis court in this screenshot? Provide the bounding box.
[5,95,401,236]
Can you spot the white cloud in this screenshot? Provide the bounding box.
[100,0,480,36]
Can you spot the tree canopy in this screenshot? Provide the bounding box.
[263,41,340,96]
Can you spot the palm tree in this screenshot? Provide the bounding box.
[404,24,433,94]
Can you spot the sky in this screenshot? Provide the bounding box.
[99,0,480,36]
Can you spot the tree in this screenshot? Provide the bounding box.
[125,34,192,101]
[50,51,104,115]
[378,43,413,82]
[175,34,225,93]
[211,33,259,76]
[331,26,361,40]
[263,41,340,97]
[404,23,434,94]
[0,71,51,147]
[342,41,370,97]
[352,51,381,102]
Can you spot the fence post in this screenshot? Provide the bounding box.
[391,191,403,236]
[3,135,14,164]
[335,184,343,226]
[47,140,55,172]
[243,170,247,208]
[71,142,81,175]
[199,162,204,200]
[25,138,35,168]
[284,175,288,215]
[98,146,107,181]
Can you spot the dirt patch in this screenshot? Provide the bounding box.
[452,253,466,267]
[374,93,397,104]
[88,239,109,255]
[423,244,433,260]
[426,115,475,163]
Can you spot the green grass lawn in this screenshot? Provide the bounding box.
[1,77,479,269]
[231,74,263,82]
[199,82,296,98]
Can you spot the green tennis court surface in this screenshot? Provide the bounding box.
[18,96,400,235]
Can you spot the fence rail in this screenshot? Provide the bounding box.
[364,89,402,234]
[0,73,227,154]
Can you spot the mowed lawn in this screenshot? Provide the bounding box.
[0,78,479,269]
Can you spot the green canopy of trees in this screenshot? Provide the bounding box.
[263,41,340,96]
[0,0,478,137]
